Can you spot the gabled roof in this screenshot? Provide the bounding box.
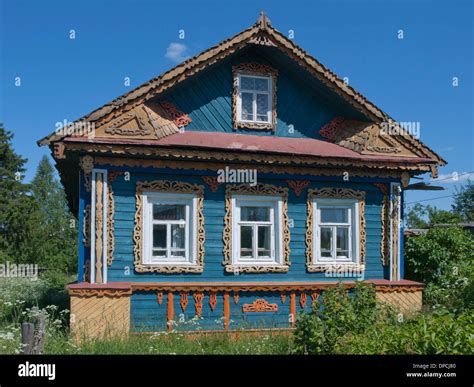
[38,11,445,166]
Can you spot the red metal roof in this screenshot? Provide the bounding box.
[65,131,434,164]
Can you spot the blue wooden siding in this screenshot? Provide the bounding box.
[158,46,367,140]
[104,165,387,283]
[131,290,314,332]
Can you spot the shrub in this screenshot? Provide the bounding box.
[405,227,473,310]
[292,282,392,354]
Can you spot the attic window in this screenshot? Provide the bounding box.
[232,63,278,130]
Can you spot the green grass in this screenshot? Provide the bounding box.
[0,324,293,355]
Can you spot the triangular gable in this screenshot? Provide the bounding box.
[38,12,445,166]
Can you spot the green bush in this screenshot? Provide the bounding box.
[293,283,474,355]
[405,227,473,310]
[340,309,474,355]
[293,282,392,354]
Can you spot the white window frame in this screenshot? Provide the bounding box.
[231,194,283,266]
[312,198,359,265]
[142,192,198,267]
[236,73,272,124]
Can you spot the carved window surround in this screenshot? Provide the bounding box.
[306,188,366,273]
[232,63,278,130]
[133,181,205,273]
[223,183,290,273]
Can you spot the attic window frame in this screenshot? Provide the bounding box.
[232,63,278,131]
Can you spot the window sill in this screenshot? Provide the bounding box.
[225,264,289,274]
[135,262,204,274]
[234,120,274,131]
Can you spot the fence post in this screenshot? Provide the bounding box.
[21,323,35,354]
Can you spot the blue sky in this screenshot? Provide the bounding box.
[1,0,472,213]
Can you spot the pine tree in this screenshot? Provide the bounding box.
[0,124,37,263]
[30,155,77,272]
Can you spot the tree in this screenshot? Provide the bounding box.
[0,124,37,263]
[29,155,77,272]
[452,180,474,221]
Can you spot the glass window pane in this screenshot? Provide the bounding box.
[320,227,332,257]
[241,92,254,120]
[171,224,185,249]
[241,76,254,90]
[256,94,269,121]
[257,225,271,257]
[153,224,167,249]
[152,250,167,257]
[153,204,185,221]
[320,208,348,223]
[240,225,253,257]
[241,207,270,222]
[171,250,185,257]
[255,78,269,91]
[336,227,349,257]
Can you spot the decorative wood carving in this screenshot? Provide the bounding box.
[223,183,290,273]
[180,292,189,312]
[366,145,401,154]
[104,110,151,136]
[68,288,132,298]
[201,176,220,192]
[106,190,114,267]
[209,292,217,311]
[380,193,390,266]
[223,293,230,330]
[242,299,278,312]
[108,171,124,183]
[133,181,205,273]
[289,292,296,327]
[391,184,401,280]
[286,180,310,197]
[194,292,204,317]
[95,173,104,284]
[280,293,286,304]
[299,292,307,308]
[53,142,66,159]
[306,188,366,272]
[373,183,389,195]
[83,204,91,247]
[159,101,192,128]
[232,63,278,131]
[79,155,94,192]
[78,145,431,178]
[319,117,345,141]
[157,292,163,305]
[400,172,410,188]
[131,281,424,294]
[310,292,319,303]
[105,171,123,267]
[167,292,174,331]
[233,292,239,304]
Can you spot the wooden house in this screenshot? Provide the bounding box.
[39,13,444,338]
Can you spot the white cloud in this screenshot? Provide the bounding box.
[430,171,474,184]
[165,42,189,63]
